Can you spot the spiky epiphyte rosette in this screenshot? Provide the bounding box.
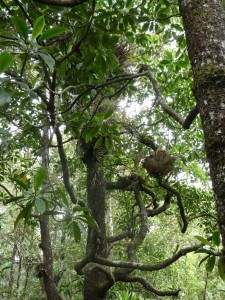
[142,149,176,178]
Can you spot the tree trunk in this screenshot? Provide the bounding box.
[82,144,114,300]
[179,0,225,265]
[39,127,62,300]
[8,242,17,297]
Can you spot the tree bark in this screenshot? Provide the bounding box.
[179,0,225,265]
[8,242,17,297]
[39,127,62,300]
[82,144,114,300]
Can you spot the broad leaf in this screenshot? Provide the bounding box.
[15,80,30,91]
[194,235,212,247]
[38,51,55,71]
[12,17,29,40]
[10,177,29,191]
[72,221,81,243]
[206,256,215,273]
[195,248,213,255]
[105,137,113,150]
[34,167,47,193]
[212,231,221,246]
[0,53,13,72]
[198,255,210,267]
[35,197,46,214]
[78,215,97,229]
[94,136,103,149]
[39,27,67,42]
[0,87,11,106]
[32,16,45,40]
[14,202,33,229]
[218,258,225,281]
[1,263,11,271]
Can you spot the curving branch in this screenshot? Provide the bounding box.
[95,242,205,271]
[141,185,158,208]
[107,231,134,243]
[140,65,199,129]
[124,123,158,150]
[159,180,188,233]
[148,191,172,217]
[189,212,217,221]
[106,174,144,191]
[183,105,199,129]
[57,0,96,64]
[32,0,89,7]
[62,71,149,114]
[118,275,180,297]
[126,188,149,262]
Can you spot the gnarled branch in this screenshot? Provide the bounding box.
[95,242,204,271]
[117,274,180,297]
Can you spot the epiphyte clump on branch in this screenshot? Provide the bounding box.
[142,149,176,178]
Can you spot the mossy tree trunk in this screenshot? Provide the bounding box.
[180,0,225,266]
[82,143,114,300]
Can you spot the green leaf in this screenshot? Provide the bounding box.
[142,23,149,32]
[212,231,221,246]
[206,256,215,273]
[105,137,113,150]
[39,27,67,42]
[15,81,29,91]
[218,258,225,281]
[78,214,97,229]
[38,51,55,71]
[32,15,45,40]
[195,248,214,255]
[84,126,100,142]
[14,202,33,229]
[194,235,212,247]
[1,262,11,271]
[72,221,81,242]
[73,205,91,214]
[83,52,96,68]
[4,195,24,205]
[57,188,69,207]
[198,255,210,267]
[34,167,47,193]
[10,177,28,191]
[44,210,63,216]
[102,109,114,119]
[94,137,103,149]
[0,53,13,73]
[126,0,133,7]
[35,197,46,214]
[12,17,29,40]
[0,87,11,106]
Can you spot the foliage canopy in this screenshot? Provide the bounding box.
[0,0,223,299]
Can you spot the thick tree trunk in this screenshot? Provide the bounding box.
[85,147,107,257]
[82,144,114,300]
[179,0,225,265]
